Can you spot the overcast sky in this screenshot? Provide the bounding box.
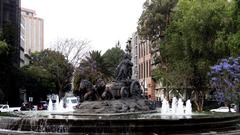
[21,0,146,53]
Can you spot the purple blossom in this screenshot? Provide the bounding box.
[209,56,240,104]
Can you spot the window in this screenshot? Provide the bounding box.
[71,99,77,104]
[143,62,146,78]
[146,61,149,77]
[138,64,141,79]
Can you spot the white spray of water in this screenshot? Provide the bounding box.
[171,97,178,114]
[161,97,192,115]
[185,99,192,115]
[161,98,170,115]
[48,99,53,112]
[176,98,184,115]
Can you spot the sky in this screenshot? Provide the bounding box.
[21,0,146,53]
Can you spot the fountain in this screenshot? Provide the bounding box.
[176,98,184,115]
[0,50,239,134]
[171,97,177,114]
[47,95,71,113]
[185,99,192,115]
[161,98,170,115]
[47,99,53,112]
[161,97,192,116]
[58,99,65,112]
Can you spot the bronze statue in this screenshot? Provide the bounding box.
[95,78,106,100]
[79,80,98,101]
[78,52,142,102]
[115,53,133,81]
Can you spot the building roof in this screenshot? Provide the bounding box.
[21,8,36,15]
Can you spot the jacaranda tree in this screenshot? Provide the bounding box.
[209,56,240,112]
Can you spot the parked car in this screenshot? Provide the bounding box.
[63,96,78,109]
[210,106,236,112]
[0,105,20,112]
[20,102,34,111]
[37,101,48,110]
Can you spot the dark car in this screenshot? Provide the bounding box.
[20,102,34,111]
[37,101,48,110]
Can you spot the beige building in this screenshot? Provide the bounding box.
[21,8,44,56]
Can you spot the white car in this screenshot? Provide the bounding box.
[0,105,20,112]
[210,107,236,112]
[63,97,79,109]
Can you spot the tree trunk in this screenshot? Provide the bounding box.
[193,91,204,112]
[227,104,231,112]
[58,86,65,99]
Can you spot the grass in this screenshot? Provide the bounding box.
[0,112,19,117]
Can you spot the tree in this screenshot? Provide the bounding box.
[137,0,178,99]
[74,51,110,91]
[0,41,9,56]
[28,50,74,98]
[51,38,90,67]
[209,56,240,112]
[21,65,55,103]
[137,0,178,41]
[102,46,124,79]
[150,0,238,111]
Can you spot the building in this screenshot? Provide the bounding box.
[21,8,44,57]
[0,0,21,106]
[129,35,138,80]
[20,14,25,67]
[0,0,21,67]
[19,8,44,102]
[130,32,156,100]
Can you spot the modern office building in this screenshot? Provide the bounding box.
[0,0,21,106]
[21,8,44,56]
[20,15,25,67]
[0,0,21,67]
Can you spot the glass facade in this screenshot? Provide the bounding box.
[0,0,21,67]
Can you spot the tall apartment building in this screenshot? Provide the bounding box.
[21,8,44,57]
[130,32,156,100]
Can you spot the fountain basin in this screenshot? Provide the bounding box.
[0,111,239,134]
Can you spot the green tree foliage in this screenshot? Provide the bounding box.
[74,51,108,91]
[102,46,124,79]
[137,0,178,42]
[74,47,124,92]
[0,41,9,56]
[155,0,238,111]
[21,65,55,103]
[22,49,74,99]
[138,0,240,111]
[138,0,178,80]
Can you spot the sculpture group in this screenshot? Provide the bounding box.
[78,53,142,102]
